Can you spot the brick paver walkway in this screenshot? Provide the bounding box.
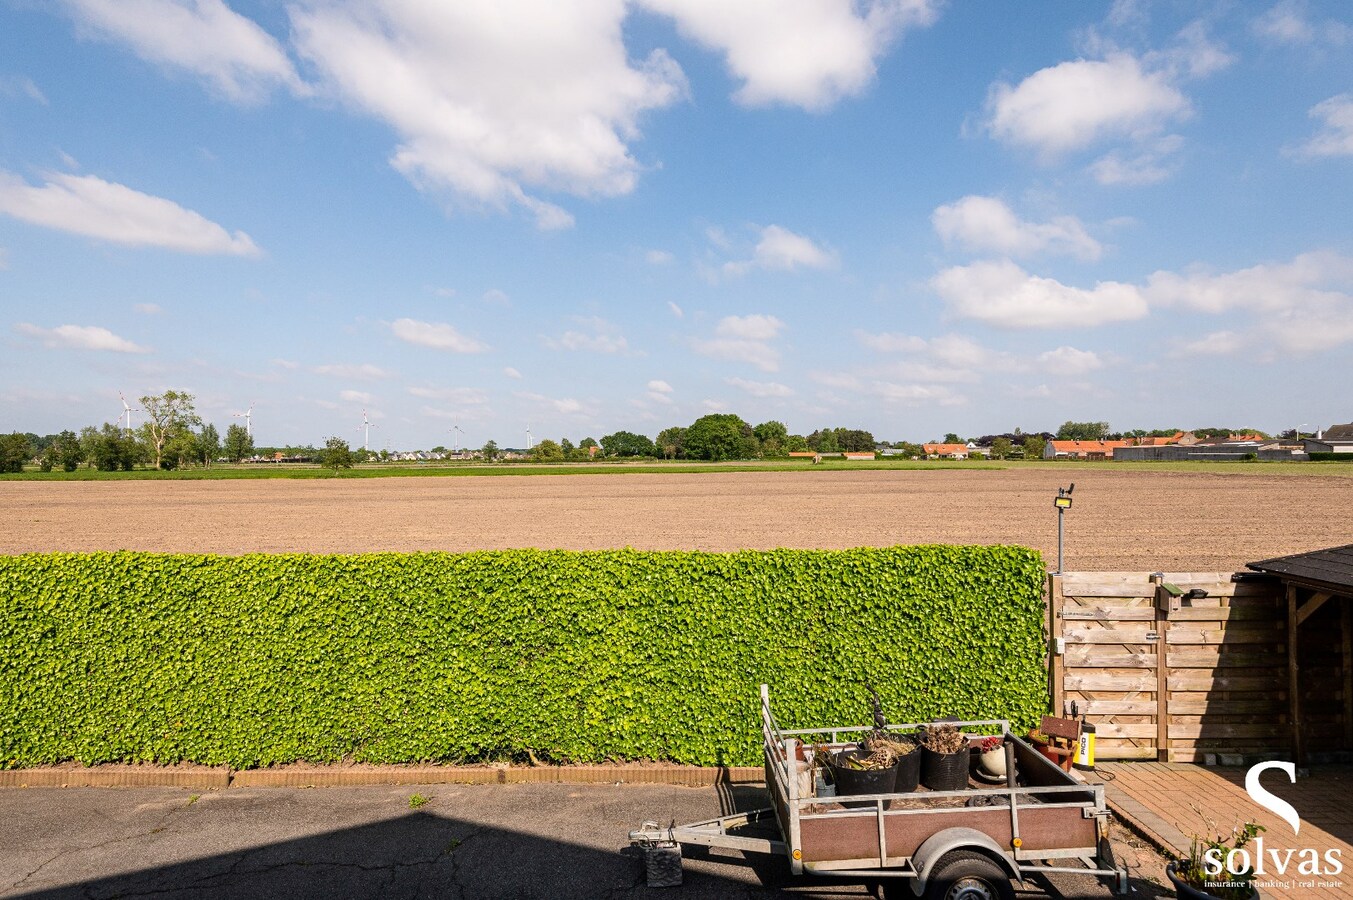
[1095,762,1353,899]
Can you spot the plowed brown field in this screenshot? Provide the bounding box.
[2,469,1349,571]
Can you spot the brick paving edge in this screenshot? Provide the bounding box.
[0,765,764,790]
[1101,783,1188,861]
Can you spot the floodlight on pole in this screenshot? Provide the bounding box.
[1053,483,1074,574]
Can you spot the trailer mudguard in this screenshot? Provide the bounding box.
[908,827,1019,897]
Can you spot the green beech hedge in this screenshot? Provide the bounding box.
[0,547,1046,768]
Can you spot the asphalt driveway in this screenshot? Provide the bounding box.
[1,782,1169,899]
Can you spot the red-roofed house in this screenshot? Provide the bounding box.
[923,443,969,459]
[1043,440,1129,460]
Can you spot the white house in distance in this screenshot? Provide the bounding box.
[1305,422,1353,455]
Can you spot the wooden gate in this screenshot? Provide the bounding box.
[1049,571,1287,762]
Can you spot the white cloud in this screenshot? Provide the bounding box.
[546,317,630,354]
[312,363,391,380]
[0,171,259,255]
[690,314,787,371]
[133,303,163,315]
[0,76,47,104]
[390,318,488,353]
[647,380,673,394]
[869,381,965,405]
[1089,134,1184,185]
[481,288,511,306]
[726,377,793,397]
[516,391,588,415]
[714,314,785,341]
[290,1,686,229]
[986,54,1190,158]
[932,259,1149,329]
[60,0,303,103]
[1292,94,1353,159]
[931,196,1101,260]
[14,323,149,353]
[503,366,523,379]
[271,358,300,370]
[667,301,684,318]
[638,0,940,110]
[1145,251,1353,352]
[722,224,836,276]
[407,386,488,404]
[340,389,372,404]
[1252,2,1351,46]
[854,331,927,353]
[1172,330,1247,357]
[1036,346,1104,374]
[646,249,674,265]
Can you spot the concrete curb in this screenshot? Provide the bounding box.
[1,765,763,790]
[0,766,231,790]
[1101,784,1188,859]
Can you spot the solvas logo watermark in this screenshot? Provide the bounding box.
[1200,762,1343,891]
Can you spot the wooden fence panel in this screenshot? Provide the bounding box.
[1051,571,1288,761]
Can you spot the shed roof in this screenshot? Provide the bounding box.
[1248,543,1353,594]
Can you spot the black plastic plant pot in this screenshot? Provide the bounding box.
[894,746,922,793]
[828,749,898,807]
[921,745,969,791]
[1165,861,1260,900]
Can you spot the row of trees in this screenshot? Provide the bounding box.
[2,391,257,472]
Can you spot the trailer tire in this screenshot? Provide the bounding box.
[919,850,1015,900]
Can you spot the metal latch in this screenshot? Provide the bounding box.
[1144,631,1159,642]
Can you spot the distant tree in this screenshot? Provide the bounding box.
[784,434,809,452]
[318,436,355,473]
[990,437,1013,460]
[1023,436,1047,459]
[655,427,686,460]
[532,439,564,461]
[892,441,924,459]
[806,429,839,453]
[943,432,962,444]
[41,430,83,472]
[82,424,138,471]
[835,428,876,452]
[194,424,221,468]
[753,420,788,444]
[223,423,254,463]
[0,432,32,473]
[430,445,448,455]
[138,390,201,470]
[1056,421,1110,441]
[684,414,757,461]
[560,438,575,456]
[579,437,598,450]
[600,430,656,458]
[481,440,500,461]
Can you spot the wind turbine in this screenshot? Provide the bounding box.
[525,424,532,450]
[118,392,139,437]
[358,409,377,452]
[450,423,465,454]
[233,402,255,438]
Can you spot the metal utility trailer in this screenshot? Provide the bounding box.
[630,686,1128,898]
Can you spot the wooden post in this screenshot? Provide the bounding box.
[1049,573,1065,716]
[1288,585,1303,766]
[1153,573,1169,762]
[1343,600,1352,750]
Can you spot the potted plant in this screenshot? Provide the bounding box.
[828,742,901,807]
[975,735,1007,781]
[1026,729,1072,771]
[1167,817,1265,899]
[920,723,969,791]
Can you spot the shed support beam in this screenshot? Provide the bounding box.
[1297,592,1332,626]
[1288,585,1303,766]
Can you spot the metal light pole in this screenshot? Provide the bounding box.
[1054,483,1074,574]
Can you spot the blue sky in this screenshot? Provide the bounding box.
[1,0,1350,450]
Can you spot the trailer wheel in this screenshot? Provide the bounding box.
[920,850,1015,900]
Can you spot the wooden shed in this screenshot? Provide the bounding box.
[1247,544,1353,764]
